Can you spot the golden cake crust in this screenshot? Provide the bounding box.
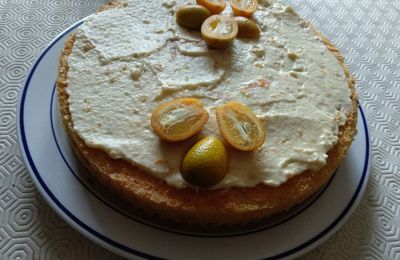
[56,2,358,225]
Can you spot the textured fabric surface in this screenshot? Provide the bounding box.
[0,0,399,259]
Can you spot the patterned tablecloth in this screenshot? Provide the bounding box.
[1,0,399,259]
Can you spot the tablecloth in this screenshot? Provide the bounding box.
[1,0,399,259]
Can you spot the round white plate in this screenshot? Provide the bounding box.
[18,20,371,260]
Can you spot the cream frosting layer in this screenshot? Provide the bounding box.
[66,0,353,188]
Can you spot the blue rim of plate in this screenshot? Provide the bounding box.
[17,20,370,259]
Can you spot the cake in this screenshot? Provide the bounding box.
[57,0,358,225]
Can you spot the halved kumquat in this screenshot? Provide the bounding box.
[230,0,258,17]
[151,98,209,142]
[216,101,265,151]
[201,15,238,49]
[196,0,226,14]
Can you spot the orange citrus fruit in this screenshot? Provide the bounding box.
[230,0,258,17]
[234,16,261,38]
[196,0,226,14]
[151,98,209,142]
[175,5,211,30]
[216,101,265,151]
[201,15,238,49]
[181,136,228,188]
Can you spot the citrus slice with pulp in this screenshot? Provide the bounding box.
[230,0,258,17]
[151,98,209,142]
[216,101,265,151]
[196,0,226,14]
[201,15,238,49]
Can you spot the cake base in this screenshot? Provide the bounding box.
[56,2,358,225]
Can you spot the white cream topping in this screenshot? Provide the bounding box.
[66,0,353,189]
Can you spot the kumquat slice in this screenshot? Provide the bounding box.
[151,98,209,142]
[216,101,265,151]
[230,0,258,17]
[201,15,238,49]
[196,0,226,14]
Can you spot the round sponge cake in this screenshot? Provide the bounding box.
[57,1,357,225]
